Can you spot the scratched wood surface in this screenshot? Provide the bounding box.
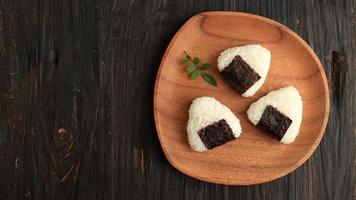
[0,0,354,200]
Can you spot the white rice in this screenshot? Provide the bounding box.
[247,86,303,144]
[217,44,271,97]
[187,96,242,152]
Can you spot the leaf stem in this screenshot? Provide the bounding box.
[182,51,217,87]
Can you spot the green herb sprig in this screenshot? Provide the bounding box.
[182,51,217,87]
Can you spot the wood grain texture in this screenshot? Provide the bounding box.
[154,12,329,185]
[0,0,354,199]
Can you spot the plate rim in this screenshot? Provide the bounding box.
[153,11,330,185]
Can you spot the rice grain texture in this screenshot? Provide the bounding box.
[218,44,271,97]
[247,86,303,144]
[187,96,242,152]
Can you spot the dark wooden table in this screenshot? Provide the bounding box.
[0,0,355,200]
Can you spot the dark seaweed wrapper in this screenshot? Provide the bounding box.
[257,105,292,140]
[221,55,261,94]
[198,119,235,149]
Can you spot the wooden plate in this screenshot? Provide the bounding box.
[153,12,329,185]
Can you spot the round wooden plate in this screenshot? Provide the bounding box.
[153,12,329,185]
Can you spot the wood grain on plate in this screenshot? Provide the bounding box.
[154,12,330,185]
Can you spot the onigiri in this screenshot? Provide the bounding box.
[217,44,271,97]
[187,96,242,152]
[247,86,303,144]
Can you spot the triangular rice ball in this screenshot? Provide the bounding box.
[247,86,303,144]
[187,97,242,152]
[218,44,271,97]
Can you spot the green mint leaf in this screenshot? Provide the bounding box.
[186,64,196,73]
[202,73,217,87]
[200,63,211,70]
[192,57,200,65]
[190,70,200,80]
[182,57,190,64]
